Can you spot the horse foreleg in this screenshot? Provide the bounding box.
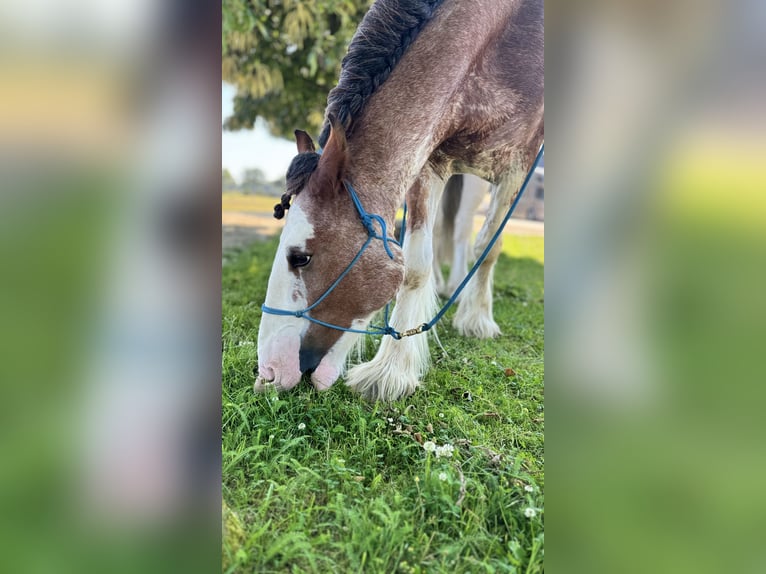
[446,174,490,296]
[431,197,448,296]
[345,170,442,401]
[453,165,525,338]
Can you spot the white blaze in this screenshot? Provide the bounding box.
[256,204,313,391]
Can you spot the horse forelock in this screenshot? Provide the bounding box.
[274,151,321,219]
[318,0,445,147]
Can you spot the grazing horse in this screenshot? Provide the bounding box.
[432,174,492,298]
[256,0,543,401]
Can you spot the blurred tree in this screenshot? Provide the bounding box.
[240,168,269,194]
[222,0,372,139]
[222,168,237,192]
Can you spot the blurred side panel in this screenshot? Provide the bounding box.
[0,1,221,572]
[546,0,766,572]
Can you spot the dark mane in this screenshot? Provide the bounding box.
[277,0,444,219]
[318,0,445,147]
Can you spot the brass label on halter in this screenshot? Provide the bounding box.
[400,325,425,337]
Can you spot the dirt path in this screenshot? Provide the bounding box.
[222,212,284,250]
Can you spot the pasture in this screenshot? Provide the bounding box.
[222,234,544,573]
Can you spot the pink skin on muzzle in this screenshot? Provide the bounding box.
[254,335,302,392]
[255,343,341,393]
[310,358,340,391]
[255,337,342,393]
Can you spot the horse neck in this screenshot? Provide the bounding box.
[341,0,520,225]
[344,129,430,228]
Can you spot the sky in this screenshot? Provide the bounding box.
[221,83,296,183]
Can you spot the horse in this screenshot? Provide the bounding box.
[432,174,492,298]
[256,0,543,401]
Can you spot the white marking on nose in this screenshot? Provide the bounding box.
[257,203,316,388]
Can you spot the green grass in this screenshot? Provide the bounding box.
[222,235,544,573]
[223,192,283,214]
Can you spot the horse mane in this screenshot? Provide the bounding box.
[275,0,444,219]
[319,0,444,147]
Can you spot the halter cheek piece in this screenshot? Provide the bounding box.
[261,143,544,340]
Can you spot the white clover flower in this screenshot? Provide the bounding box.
[387,417,394,423]
[297,422,306,430]
[524,485,535,493]
[423,441,437,453]
[435,444,454,458]
[438,472,448,481]
[524,507,537,518]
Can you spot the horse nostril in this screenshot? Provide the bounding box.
[299,347,323,376]
[257,365,275,382]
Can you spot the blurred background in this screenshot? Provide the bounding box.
[545,0,766,572]
[0,1,220,572]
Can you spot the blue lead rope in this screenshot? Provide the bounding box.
[415,143,544,335]
[261,143,543,340]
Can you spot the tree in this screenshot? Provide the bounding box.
[240,168,269,194]
[222,168,237,192]
[222,0,372,139]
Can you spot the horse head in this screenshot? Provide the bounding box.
[256,119,404,392]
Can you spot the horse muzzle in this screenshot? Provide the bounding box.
[254,332,302,392]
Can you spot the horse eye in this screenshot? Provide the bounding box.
[288,253,312,268]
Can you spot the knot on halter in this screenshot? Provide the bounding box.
[382,325,402,340]
[345,181,398,260]
[361,213,397,260]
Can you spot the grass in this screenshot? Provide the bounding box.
[222,192,284,214]
[222,234,544,573]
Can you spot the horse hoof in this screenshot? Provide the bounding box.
[453,312,501,339]
[345,361,420,402]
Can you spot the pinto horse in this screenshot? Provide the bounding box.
[256,0,543,401]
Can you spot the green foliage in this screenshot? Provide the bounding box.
[240,167,268,190]
[222,168,237,192]
[223,0,373,138]
[222,235,545,573]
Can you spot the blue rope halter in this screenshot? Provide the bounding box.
[261,143,543,340]
[260,180,407,338]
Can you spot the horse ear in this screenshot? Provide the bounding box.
[325,115,347,157]
[294,130,315,153]
[319,115,347,184]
